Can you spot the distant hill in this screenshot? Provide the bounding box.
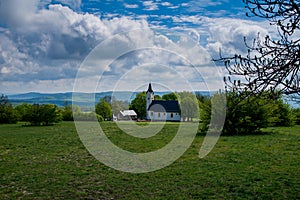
[6,91,212,111]
[8,91,297,110]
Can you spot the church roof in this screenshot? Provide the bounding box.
[148,100,180,113]
[146,83,153,93]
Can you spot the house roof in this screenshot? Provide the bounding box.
[148,100,180,113]
[119,110,137,116]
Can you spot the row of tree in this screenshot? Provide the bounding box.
[0,93,132,125]
[1,92,299,136]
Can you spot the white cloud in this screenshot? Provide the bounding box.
[0,0,277,94]
[169,15,274,58]
[202,17,271,57]
[39,0,82,10]
[143,1,159,11]
[0,2,150,93]
[161,2,172,7]
[124,3,139,9]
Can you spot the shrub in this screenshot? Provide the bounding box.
[73,112,103,122]
[198,91,295,136]
[61,105,74,121]
[293,108,300,125]
[21,104,62,126]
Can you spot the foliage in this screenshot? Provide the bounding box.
[15,103,32,121]
[177,91,199,121]
[73,112,103,122]
[293,108,300,125]
[217,0,300,95]
[39,104,62,125]
[162,93,178,101]
[111,100,122,115]
[154,95,162,100]
[177,91,195,102]
[19,104,62,126]
[110,99,129,115]
[95,99,112,120]
[129,92,146,119]
[180,96,199,121]
[0,94,19,124]
[267,98,295,127]
[61,102,74,121]
[199,92,295,135]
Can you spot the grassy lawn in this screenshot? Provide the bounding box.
[0,122,299,199]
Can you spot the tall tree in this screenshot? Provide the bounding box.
[129,92,146,119]
[95,99,112,120]
[0,94,19,124]
[217,0,300,95]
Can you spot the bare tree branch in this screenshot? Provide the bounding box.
[216,0,300,95]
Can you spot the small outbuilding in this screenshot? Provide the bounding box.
[117,110,137,121]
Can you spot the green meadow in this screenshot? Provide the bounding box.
[1,122,299,199]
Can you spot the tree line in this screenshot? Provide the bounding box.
[0,94,128,125]
[1,92,299,136]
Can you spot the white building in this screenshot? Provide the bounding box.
[146,83,181,122]
[116,110,137,121]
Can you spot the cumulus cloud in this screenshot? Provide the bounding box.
[0,0,276,93]
[74,28,220,93]
[170,15,274,58]
[0,1,149,93]
[202,17,271,58]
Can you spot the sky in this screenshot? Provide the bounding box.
[0,0,277,94]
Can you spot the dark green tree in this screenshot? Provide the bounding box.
[95,99,112,120]
[15,103,32,121]
[0,94,19,124]
[198,91,294,135]
[61,102,73,121]
[154,95,162,100]
[162,93,178,101]
[129,92,146,119]
[293,108,300,125]
[39,104,62,125]
[22,104,62,126]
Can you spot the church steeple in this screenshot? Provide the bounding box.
[146,83,153,93]
[146,83,154,119]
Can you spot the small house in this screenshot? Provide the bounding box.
[117,110,137,121]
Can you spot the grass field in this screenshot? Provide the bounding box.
[0,122,299,199]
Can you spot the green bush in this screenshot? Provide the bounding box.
[198,92,295,136]
[73,112,103,122]
[20,104,62,126]
[293,108,300,125]
[61,104,74,121]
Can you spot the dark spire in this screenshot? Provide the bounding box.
[146,83,153,93]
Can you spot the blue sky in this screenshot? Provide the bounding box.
[0,0,275,93]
